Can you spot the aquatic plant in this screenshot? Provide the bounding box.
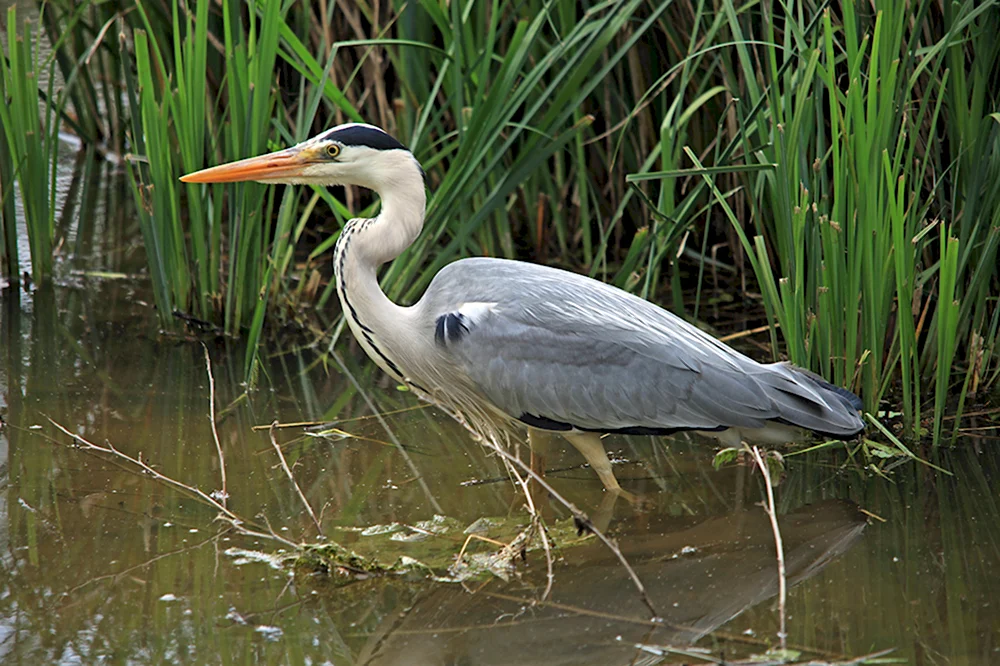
[5,0,999,442]
[0,7,58,281]
[629,1,1000,442]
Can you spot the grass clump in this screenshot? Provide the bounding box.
[0,7,58,281]
[630,1,1000,442]
[4,0,999,442]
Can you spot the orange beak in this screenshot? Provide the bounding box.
[180,147,313,183]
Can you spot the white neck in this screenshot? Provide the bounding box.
[333,158,426,381]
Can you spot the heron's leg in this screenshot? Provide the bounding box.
[562,432,646,520]
[562,431,622,493]
[527,428,559,478]
[524,428,561,518]
[588,491,625,534]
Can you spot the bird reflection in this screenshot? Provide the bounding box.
[354,499,867,665]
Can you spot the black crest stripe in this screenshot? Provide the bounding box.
[326,125,406,151]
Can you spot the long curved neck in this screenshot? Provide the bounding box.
[348,166,427,267]
[333,164,426,380]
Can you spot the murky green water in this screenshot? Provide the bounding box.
[2,168,999,665]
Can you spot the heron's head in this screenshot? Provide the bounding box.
[180,123,422,190]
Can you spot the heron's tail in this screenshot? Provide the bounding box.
[762,362,865,438]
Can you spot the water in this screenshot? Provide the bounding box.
[1,167,999,665]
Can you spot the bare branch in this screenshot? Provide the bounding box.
[268,421,324,536]
[468,425,660,620]
[45,417,300,551]
[202,344,228,507]
[748,444,787,650]
[501,456,556,602]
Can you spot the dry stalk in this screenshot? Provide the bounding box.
[45,418,301,551]
[718,322,779,343]
[748,444,787,650]
[502,456,556,601]
[464,425,659,619]
[455,533,508,564]
[202,344,228,507]
[268,421,324,536]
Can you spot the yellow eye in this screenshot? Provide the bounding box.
[326,143,341,158]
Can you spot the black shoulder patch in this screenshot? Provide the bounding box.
[326,125,407,151]
[605,424,727,436]
[517,412,730,437]
[518,413,574,431]
[434,312,470,346]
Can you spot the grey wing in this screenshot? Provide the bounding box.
[420,259,801,434]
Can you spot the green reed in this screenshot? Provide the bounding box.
[387,0,672,303]
[630,0,999,443]
[0,2,132,281]
[0,7,55,281]
[0,91,15,278]
[11,0,1000,440]
[121,0,288,337]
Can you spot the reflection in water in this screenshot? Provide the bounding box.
[0,163,999,663]
[357,500,866,666]
[1,282,999,663]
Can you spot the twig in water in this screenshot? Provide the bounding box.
[747,444,786,651]
[64,531,226,597]
[203,344,228,507]
[452,413,659,619]
[502,456,556,601]
[45,417,301,551]
[269,421,324,536]
[535,518,556,602]
[250,404,429,430]
[502,452,656,618]
[455,533,509,565]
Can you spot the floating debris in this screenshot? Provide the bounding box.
[226,548,290,571]
[361,522,403,536]
[254,625,284,642]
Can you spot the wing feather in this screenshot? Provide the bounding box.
[418,258,862,436]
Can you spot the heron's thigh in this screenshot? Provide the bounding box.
[562,431,621,492]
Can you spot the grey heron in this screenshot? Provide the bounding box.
[181,123,864,494]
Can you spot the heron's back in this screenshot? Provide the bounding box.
[413,257,864,441]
